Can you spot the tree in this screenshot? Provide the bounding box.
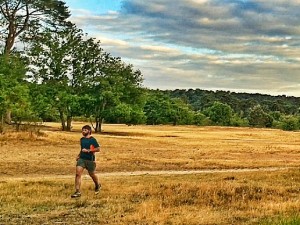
[26,24,84,130]
[205,101,233,126]
[27,83,59,122]
[0,54,34,132]
[144,92,172,125]
[85,58,144,132]
[0,0,70,55]
[169,98,194,125]
[26,24,144,132]
[280,116,299,131]
[107,103,132,124]
[144,97,162,125]
[248,105,273,128]
[144,92,194,125]
[54,91,82,131]
[0,0,70,124]
[193,112,210,126]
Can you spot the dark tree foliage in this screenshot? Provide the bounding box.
[154,88,300,129]
[0,0,70,55]
[163,89,300,117]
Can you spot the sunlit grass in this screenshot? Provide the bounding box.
[0,169,299,224]
[1,123,300,178]
[0,123,300,224]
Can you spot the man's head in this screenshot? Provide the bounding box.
[82,125,92,137]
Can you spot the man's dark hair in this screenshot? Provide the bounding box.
[82,125,92,134]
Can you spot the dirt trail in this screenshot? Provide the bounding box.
[1,167,297,181]
[99,166,295,176]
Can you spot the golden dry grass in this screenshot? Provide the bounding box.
[0,123,300,177]
[0,170,299,225]
[0,123,300,224]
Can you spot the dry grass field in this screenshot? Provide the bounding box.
[0,123,299,224]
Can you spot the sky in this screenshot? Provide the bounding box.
[63,0,300,97]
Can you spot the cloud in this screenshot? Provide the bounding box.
[67,0,300,96]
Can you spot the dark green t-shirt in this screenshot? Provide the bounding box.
[79,136,100,161]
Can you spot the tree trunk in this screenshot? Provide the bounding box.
[100,118,104,132]
[95,117,105,133]
[66,115,72,131]
[94,101,106,133]
[95,117,100,133]
[3,2,31,56]
[6,110,11,123]
[59,110,66,131]
[4,17,17,56]
[4,36,14,56]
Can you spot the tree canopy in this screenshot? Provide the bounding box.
[0,0,70,54]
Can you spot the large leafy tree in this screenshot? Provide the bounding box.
[82,55,144,132]
[0,0,70,55]
[26,24,144,132]
[26,24,84,130]
[0,54,33,131]
[0,0,70,125]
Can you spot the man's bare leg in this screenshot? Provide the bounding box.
[88,171,101,194]
[71,166,84,198]
[75,166,84,192]
[88,171,99,187]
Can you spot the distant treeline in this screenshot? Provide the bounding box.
[140,88,300,131]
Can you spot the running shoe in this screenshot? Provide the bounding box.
[95,184,101,195]
[71,191,81,198]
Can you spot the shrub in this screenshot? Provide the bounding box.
[281,116,299,131]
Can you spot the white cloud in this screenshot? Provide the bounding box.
[66,0,300,96]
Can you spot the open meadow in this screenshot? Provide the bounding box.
[0,123,299,224]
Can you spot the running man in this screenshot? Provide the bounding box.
[71,125,101,198]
